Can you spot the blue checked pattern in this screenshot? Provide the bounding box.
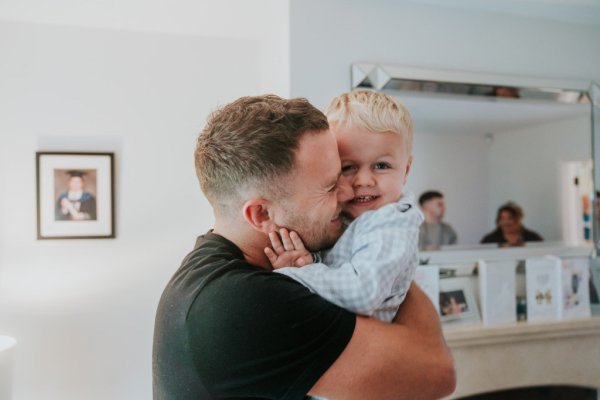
[276,193,423,322]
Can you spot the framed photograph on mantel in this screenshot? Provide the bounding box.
[36,152,115,239]
[439,277,481,327]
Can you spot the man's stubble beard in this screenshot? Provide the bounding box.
[280,207,343,252]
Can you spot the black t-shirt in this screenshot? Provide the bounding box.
[153,232,356,400]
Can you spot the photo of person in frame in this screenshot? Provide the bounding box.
[54,169,97,221]
[440,290,469,316]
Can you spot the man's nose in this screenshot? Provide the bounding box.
[337,178,354,203]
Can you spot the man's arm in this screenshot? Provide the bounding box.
[309,282,456,400]
[447,225,458,245]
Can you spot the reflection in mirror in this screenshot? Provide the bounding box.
[352,64,596,252]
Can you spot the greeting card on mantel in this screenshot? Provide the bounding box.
[526,256,562,321]
[414,265,440,313]
[561,257,591,320]
[478,260,517,326]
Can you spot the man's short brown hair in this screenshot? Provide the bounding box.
[195,94,329,214]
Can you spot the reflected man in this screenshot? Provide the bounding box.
[418,191,457,251]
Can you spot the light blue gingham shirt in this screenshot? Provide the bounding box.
[275,193,423,321]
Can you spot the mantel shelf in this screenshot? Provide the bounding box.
[444,316,600,348]
[442,317,600,399]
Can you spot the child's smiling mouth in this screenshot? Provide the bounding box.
[351,195,380,204]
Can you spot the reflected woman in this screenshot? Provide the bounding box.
[480,202,543,247]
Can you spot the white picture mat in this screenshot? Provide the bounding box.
[39,154,113,237]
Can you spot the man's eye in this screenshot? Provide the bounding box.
[342,165,356,174]
[327,184,338,193]
[374,162,390,170]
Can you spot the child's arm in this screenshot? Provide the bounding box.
[275,200,423,317]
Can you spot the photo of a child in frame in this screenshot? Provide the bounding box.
[440,290,469,316]
[54,169,97,221]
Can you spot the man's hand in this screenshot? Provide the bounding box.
[264,228,314,269]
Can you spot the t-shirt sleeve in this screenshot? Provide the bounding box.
[448,225,458,245]
[186,265,356,400]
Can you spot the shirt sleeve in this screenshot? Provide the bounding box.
[276,199,423,317]
[448,225,458,245]
[186,267,355,400]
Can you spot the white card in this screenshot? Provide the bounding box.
[414,265,440,313]
[526,256,562,321]
[561,257,591,320]
[478,260,517,326]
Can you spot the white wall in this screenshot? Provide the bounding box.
[0,0,291,96]
[489,116,592,241]
[404,116,591,246]
[289,0,600,108]
[407,132,490,245]
[0,19,267,400]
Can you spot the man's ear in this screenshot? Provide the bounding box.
[242,198,277,233]
[403,155,413,184]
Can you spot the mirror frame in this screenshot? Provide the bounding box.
[350,63,600,259]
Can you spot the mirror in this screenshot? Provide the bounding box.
[352,64,597,257]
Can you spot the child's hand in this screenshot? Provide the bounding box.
[264,228,313,269]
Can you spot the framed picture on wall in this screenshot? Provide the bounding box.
[36,152,115,239]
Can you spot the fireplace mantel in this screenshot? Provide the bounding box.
[443,317,600,399]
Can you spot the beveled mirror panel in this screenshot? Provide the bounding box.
[351,63,597,258]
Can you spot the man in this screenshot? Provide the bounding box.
[153,95,456,400]
[418,191,457,251]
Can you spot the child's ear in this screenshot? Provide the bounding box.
[403,156,413,184]
[242,198,277,233]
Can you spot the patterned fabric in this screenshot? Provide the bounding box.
[276,193,423,322]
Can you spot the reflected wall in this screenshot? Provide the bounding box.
[351,63,597,250]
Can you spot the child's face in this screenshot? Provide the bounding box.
[333,122,412,219]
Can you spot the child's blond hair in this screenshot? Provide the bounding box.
[324,90,413,153]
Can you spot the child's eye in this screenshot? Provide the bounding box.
[374,162,390,170]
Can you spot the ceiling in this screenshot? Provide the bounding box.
[403,0,600,25]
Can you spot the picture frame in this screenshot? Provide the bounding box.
[36,152,115,239]
[590,258,600,316]
[439,277,481,327]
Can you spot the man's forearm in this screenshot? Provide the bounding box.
[312,282,456,400]
[393,282,447,344]
[394,281,455,393]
